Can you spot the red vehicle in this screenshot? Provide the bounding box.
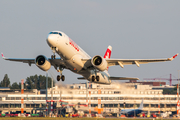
[5,112,12,117]
[6,112,18,117]
[142,112,145,117]
[151,113,157,118]
[72,113,79,117]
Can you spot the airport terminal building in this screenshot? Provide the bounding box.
[0,82,177,115]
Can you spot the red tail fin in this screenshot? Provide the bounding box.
[104,45,112,59]
[104,46,112,71]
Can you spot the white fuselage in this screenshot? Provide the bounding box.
[46,31,111,84]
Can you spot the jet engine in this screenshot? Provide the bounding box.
[35,55,51,71]
[91,55,108,71]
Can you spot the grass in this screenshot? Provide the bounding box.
[0,117,178,120]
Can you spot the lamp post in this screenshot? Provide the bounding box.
[124,102,125,115]
[177,71,179,116]
[46,71,48,117]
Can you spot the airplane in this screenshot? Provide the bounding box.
[120,99,144,117]
[1,31,178,84]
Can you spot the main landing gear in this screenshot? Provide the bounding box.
[92,75,99,82]
[56,67,65,82]
[57,75,65,81]
[50,47,65,82]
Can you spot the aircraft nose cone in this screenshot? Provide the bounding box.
[46,35,56,47]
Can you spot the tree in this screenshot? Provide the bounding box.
[0,74,10,87]
[25,74,55,90]
[10,82,20,89]
[163,85,177,94]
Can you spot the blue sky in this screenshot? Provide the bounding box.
[0,0,180,85]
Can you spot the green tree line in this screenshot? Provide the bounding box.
[162,85,177,94]
[0,74,55,90]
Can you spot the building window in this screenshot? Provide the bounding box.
[104,104,108,107]
[144,104,149,108]
[26,104,30,108]
[104,97,108,100]
[4,104,9,108]
[36,104,40,108]
[94,97,98,100]
[11,97,16,100]
[53,97,58,100]
[16,97,21,100]
[114,91,120,94]
[114,104,118,107]
[10,104,14,108]
[109,104,113,107]
[15,104,20,108]
[6,97,10,100]
[31,97,36,100]
[115,97,119,100]
[120,97,123,100]
[31,104,35,108]
[0,104,3,108]
[37,97,41,100]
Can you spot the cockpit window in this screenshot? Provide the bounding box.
[59,33,62,36]
[49,32,62,36]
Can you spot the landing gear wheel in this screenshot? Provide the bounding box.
[96,76,99,81]
[51,55,56,59]
[57,75,61,81]
[92,76,95,82]
[61,75,65,81]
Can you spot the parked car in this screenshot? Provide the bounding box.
[151,113,157,118]
[0,114,6,117]
[10,112,18,117]
[26,112,31,117]
[72,113,79,117]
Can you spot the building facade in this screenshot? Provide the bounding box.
[0,82,178,114]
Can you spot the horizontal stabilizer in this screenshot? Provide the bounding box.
[77,77,86,80]
[109,76,139,80]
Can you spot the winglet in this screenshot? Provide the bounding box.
[1,53,5,59]
[168,53,179,61]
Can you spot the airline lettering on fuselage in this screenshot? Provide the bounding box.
[69,38,79,51]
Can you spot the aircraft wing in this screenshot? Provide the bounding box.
[107,53,178,68]
[82,53,178,69]
[1,53,66,67]
[1,53,35,66]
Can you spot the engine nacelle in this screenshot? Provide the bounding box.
[35,55,51,71]
[91,55,108,71]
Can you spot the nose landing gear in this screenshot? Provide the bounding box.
[51,47,56,59]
